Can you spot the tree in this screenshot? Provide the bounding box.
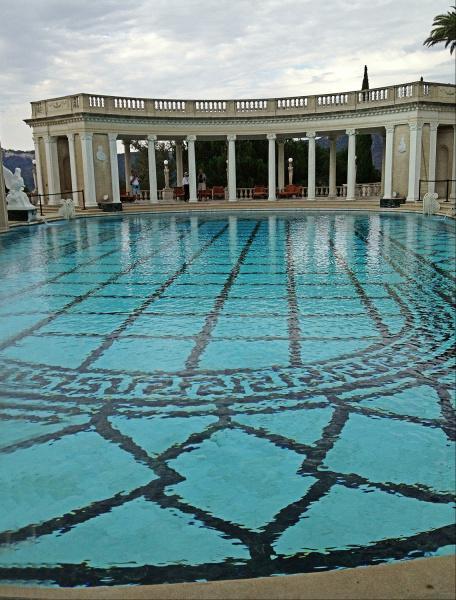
[424,5,456,54]
[356,135,379,183]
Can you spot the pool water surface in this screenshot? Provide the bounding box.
[0,211,454,587]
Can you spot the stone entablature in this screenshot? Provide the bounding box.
[27,81,455,122]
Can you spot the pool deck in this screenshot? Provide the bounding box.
[5,198,456,228]
[0,556,454,599]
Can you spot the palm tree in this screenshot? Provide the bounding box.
[423,5,456,54]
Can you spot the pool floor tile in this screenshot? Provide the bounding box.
[92,337,195,372]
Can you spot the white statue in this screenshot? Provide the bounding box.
[423,192,440,216]
[2,166,37,210]
[58,198,76,220]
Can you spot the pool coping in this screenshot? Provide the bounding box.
[0,556,454,599]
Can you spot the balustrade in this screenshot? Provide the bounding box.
[277,97,307,109]
[113,97,145,110]
[88,95,105,108]
[154,100,186,111]
[235,99,268,111]
[358,88,389,102]
[196,100,226,112]
[396,84,414,98]
[317,93,349,106]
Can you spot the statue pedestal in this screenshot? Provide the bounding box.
[162,188,174,202]
[8,208,38,222]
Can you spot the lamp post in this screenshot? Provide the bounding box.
[288,157,293,185]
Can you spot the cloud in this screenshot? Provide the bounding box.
[0,0,454,148]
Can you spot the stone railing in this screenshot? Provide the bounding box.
[29,81,455,120]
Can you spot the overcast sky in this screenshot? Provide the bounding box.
[0,0,454,149]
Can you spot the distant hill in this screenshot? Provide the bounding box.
[2,149,35,191]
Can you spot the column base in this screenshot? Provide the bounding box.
[189,198,198,204]
[228,198,237,202]
[268,197,276,202]
[406,196,419,203]
[307,196,316,202]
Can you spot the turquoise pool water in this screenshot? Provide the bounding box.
[0,211,454,587]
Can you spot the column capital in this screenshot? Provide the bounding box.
[186,135,197,142]
[32,134,41,143]
[429,122,439,132]
[277,139,285,146]
[108,133,118,142]
[266,133,277,140]
[385,125,395,135]
[408,122,423,132]
[227,134,237,142]
[328,134,338,141]
[66,132,75,142]
[346,128,356,136]
[306,131,317,139]
[147,134,157,143]
[80,133,93,142]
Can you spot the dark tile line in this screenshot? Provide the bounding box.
[0,221,198,353]
[184,222,262,370]
[381,229,456,283]
[285,221,302,367]
[328,239,390,341]
[78,223,230,371]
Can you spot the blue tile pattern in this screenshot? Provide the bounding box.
[0,212,454,587]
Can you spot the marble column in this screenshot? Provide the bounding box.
[175,141,183,187]
[346,129,357,201]
[428,122,438,194]
[451,125,456,200]
[277,141,285,190]
[0,144,8,231]
[108,133,121,203]
[32,135,44,197]
[328,135,337,197]
[66,133,79,205]
[380,134,386,196]
[227,134,237,202]
[406,122,423,202]
[123,141,131,194]
[383,125,394,199]
[306,132,316,201]
[43,135,61,204]
[147,135,158,204]
[80,133,97,207]
[187,135,197,203]
[267,133,277,201]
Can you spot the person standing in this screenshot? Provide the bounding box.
[130,172,140,198]
[182,172,190,202]
[197,169,207,199]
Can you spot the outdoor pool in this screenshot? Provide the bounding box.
[0,211,454,587]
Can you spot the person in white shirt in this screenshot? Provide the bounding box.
[182,172,189,202]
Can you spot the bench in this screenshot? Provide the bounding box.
[278,184,303,198]
[174,186,185,201]
[212,186,226,200]
[252,186,268,199]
